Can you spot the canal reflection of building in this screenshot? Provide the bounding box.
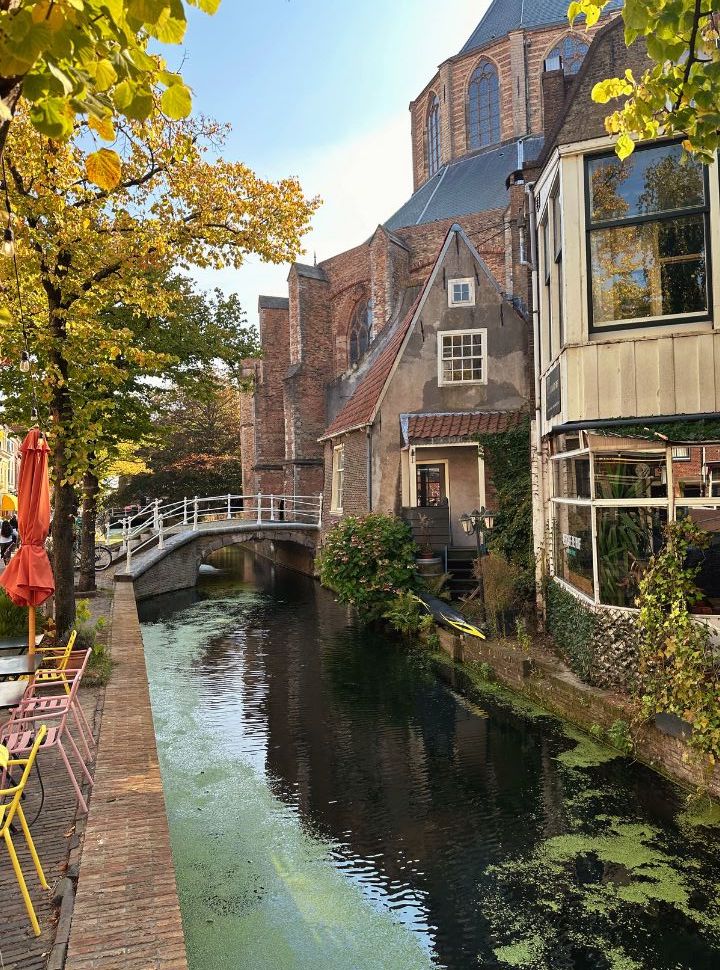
[218,552,568,967]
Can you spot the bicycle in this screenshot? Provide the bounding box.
[74,543,113,572]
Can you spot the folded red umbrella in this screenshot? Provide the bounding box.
[0,428,54,608]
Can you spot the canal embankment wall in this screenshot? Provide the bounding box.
[437,628,720,799]
[65,582,189,970]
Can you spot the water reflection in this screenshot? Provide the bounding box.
[140,548,720,970]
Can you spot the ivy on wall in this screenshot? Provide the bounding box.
[546,581,597,682]
[477,419,533,571]
[636,519,720,761]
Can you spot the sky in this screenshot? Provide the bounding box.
[178,0,490,327]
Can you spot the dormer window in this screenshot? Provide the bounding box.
[449,278,475,307]
[348,298,372,367]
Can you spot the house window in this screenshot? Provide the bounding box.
[348,299,371,367]
[710,467,720,498]
[448,278,475,307]
[553,187,564,349]
[331,445,344,512]
[672,446,691,460]
[586,142,709,330]
[427,95,440,177]
[547,35,590,75]
[438,329,486,385]
[467,59,500,149]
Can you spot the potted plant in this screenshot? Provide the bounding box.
[415,513,443,576]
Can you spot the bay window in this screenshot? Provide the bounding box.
[586,142,709,330]
[551,434,720,613]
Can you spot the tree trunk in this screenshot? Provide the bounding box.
[0,76,23,161]
[78,469,99,593]
[52,476,77,636]
[49,302,77,635]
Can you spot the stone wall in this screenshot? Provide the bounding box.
[437,628,720,798]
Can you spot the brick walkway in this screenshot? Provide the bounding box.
[64,582,188,970]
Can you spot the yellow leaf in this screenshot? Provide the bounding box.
[88,115,116,141]
[85,148,122,190]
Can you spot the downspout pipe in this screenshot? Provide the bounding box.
[366,427,373,512]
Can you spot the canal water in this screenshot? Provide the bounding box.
[139,549,720,970]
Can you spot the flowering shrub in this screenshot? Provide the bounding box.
[318,514,417,621]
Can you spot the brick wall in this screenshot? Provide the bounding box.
[321,431,369,539]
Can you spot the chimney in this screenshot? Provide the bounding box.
[541,64,572,136]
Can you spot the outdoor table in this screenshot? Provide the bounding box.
[0,679,26,711]
[0,654,42,680]
[0,634,44,654]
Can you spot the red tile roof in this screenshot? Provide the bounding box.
[320,295,422,440]
[407,410,525,442]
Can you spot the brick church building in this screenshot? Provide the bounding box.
[239,0,622,550]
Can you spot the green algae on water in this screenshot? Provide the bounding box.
[677,795,720,830]
[555,724,620,768]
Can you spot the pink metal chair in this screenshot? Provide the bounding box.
[1,650,95,814]
[26,648,96,760]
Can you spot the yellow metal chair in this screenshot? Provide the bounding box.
[0,726,49,936]
[35,630,78,693]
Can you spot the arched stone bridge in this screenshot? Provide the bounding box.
[112,494,322,599]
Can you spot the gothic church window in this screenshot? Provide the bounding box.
[468,60,500,150]
[547,36,590,75]
[349,299,372,366]
[427,95,441,177]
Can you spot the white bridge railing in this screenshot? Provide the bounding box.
[113,493,323,570]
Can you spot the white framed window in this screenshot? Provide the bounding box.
[448,278,475,307]
[671,446,691,461]
[709,466,720,498]
[437,329,487,385]
[331,444,344,512]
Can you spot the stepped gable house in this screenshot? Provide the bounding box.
[239,0,622,550]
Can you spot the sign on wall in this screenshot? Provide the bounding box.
[545,362,562,420]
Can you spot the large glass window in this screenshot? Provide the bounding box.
[468,59,500,149]
[552,440,720,613]
[594,453,667,500]
[553,504,594,598]
[547,35,590,75]
[427,95,441,177]
[348,299,371,367]
[586,143,709,329]
[596,506,668,608]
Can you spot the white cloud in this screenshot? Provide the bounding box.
[189,111,413,329]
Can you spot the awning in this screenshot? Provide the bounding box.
[401,410,525,446]
[1,493,17,512]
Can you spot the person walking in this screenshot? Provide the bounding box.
[0,516,15,564]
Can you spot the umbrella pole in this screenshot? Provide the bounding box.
[28,605,36,659]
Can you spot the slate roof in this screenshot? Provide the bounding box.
[320,295,422,440]
[293,263,328,281]
[258,296,289,311]
[384,137,544,231]
[404,410,525,444]
[459,0,623,55]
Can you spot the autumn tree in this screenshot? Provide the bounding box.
[0,0,220,175]
[110,380,248,507]
[0,108,318,632]
[570,1,720,161]
[70,281,259,592]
